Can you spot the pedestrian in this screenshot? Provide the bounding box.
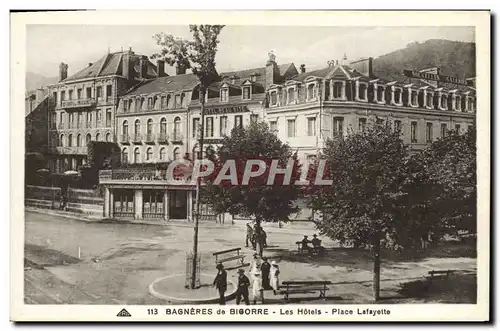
[270,261,280,295]
[212,263,227,305]
[236,269,250,305]
[252,271,264,304]
[249,253,261,281]
[255,229,264,257]
[262,229,268,248]
[245,222,254,248]
[260,256,271,290]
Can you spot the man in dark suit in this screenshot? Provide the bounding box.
[236,268,250,305]
[213,263,227,305]
[260,256,271,290]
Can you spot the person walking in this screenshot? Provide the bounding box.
[236,269,250,305]
[260,257,271,290]
[249,253,261,282]
[212,263,227,305]
[245,223,254,248]
[252,271,264,304]
[270,261,280,295]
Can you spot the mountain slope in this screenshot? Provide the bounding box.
[26,72,58,92]
[372,39,476,82]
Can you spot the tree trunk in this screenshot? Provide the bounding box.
[372,239,381,301]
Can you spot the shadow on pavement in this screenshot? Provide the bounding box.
[25,243,81,267]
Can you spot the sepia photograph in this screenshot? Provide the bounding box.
[12,10,490,322]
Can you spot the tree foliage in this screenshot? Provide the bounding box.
[202,121,302,224]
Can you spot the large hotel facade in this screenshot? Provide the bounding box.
[46,50,476,221]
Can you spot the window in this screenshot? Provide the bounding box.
[220,88,229,102]
[68,90,73,100]
[287,88,295,104]
[96,132,101,142]
[174,117,181,139]
[147,119,153,136]
[394,88,401,104]
[427,93,433,108]
[411,121,417,143]
[243,86,251,100]
[220,116,227,136]
[106,85,112,100]
[60,91,66,104]
[52,92,58,105]
[270,91,277,106]
[68,134,73,147]
[159,147,166,161]
[174,95,181,108]
[122,120,128,135]
[134,120,141,135]
[166,95,172,108]
[441,95,448,109]
[106,132,112,142]
[307,117,316,136]
[134,148,140,163]
[250,114,259,123]
[455,96,461,110]
[235,115,243,129]
[148,97,154,109]
[441,123,447,138]
[307,84,316,101]
[333,117,344,137]
[86,133,91,144]
[76,134,81,147]
[161,96,166,109]
[160,118,167,135]
[122,148,128,164]
[60,134,64,147]
[96,86,103,99]
[270,121,278,132]
[173,148,180,160]
[377,86,384,102]
[287,119,296,138]
[180,93,185,107]
[358,118,367,132]
[192,118,200,138]
[77,89,82,99]
[146,147,153,161]
[426,123,433,143]
[358,83,367,100]
[87,112,93,127]
[78,112,83,126]
[206,117,214,137]
[411,91,418,106]
[127,100,133,112]
[455,124,461,133]
[106,109,112,127]
[333,82,343,99]
[394,120,402,132]
[86,87,92,99]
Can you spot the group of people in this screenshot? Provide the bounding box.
[245,222,267,256]
[212,254,280,305]
[300,234,326,255]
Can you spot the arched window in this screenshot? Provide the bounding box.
[159,147,166,161]
[174,117,181,139]
[128,100,133,112]
[141,98,146,110]
[192,145,199,160]
[76,134,82,147]
[106,132,112,142]
[86,133,91,144]
[134,147,140,163]
[96,132,101,142]
[160,118,167,134]
[307,84,315,100]
[166,95,172,108]
[134,119,141,134]
[153,96,159,110]
[122,148,128,164]
[180,93,185,107]
[68,134,73,147]
[146,147,153,161]
[173,147,180,160]
[60,134,65,147]
[147,119,153,134]
[135,98,141,112]
[441,95,448,109]
[122,120,128,135]
[161,96,166,109]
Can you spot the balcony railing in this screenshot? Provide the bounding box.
[158,132,169,144]
[55,146,88,155]
[61,98,96,109]
[145,133,155,143]
[132,133,143,143]
[98,168,193,183]
[171,133,184,143]
[120,134,130,144]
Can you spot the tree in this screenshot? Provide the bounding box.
[307,121,410,301]
[203,121,303,253]
[152,25,224,289]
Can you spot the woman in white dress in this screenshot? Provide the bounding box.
[249,254,261,282]
[252,272,264,304]
[270,261,280,295]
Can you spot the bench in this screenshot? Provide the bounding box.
[295,242,324,255]
[428,270,454,279]
[281,280,332,301]
[213,247,245,266]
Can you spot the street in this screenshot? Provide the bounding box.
[24,211,477,304]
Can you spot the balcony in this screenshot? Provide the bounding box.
[61,98,96,109]
[132,133,143,144]
[171,133,184,144]
[57,123,64,130]
[120,134,130,144]
[55,146,88,155]
[145,133,155,144]
[157,132,169,144]
[98,168,194,185]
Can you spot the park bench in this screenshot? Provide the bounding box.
[427,270,454,279]
[280,280,332,301]
[296,241,312,255]
[295,242,324,255]
[213,247,245,267]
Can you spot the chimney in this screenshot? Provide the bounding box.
[265,51,280,89]
[349,57,374,78]
[59,62,68,82]
[176,65,187,75]
[122,48,134,81]
[300,64,306,73]
[139,55,148,79]
[341,53,348,66]
[156,59,166,77]
[336,60,339,66]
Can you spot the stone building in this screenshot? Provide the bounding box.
[46,48,157,173]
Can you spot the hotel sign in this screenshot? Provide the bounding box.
[403,69,471,86]
[204,105,250,115]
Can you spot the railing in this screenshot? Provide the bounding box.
[171,133,184,142]
[61,98,96,109]
[98,168,192,183]
[120,134,130,143]
[158,132,169,143]
[146,133,155,143]
[55,146,88,154]
[132,133,143,143]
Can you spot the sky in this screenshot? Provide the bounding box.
[26,25,475,78]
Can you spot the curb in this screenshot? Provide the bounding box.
[148,274,237,304]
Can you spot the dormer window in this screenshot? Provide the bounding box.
[220,88,229,102]
[411,90,418,107]
[307,83,316,101]
[270,91,278,106]
[393,87,402,105]
[454,95,461,111]
[243,86,251,100]
[441,94,448,110]
[287,87,295,104]
[332,81,344,99]
[357,82,367,101]
[376,86,384,102]
[426,92,433,108]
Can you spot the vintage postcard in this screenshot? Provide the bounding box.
[11,10,490,322]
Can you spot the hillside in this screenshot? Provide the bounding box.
[26,72,58,92]
[372,39,476,82]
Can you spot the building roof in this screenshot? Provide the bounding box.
[62,51,157,82]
